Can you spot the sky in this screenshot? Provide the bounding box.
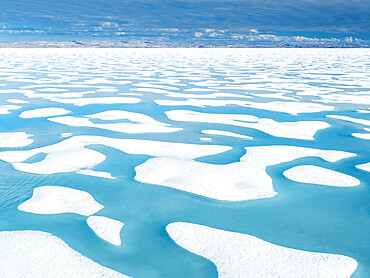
[0,0,369,44]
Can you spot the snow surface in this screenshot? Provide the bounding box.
[352,129,370,140]
[6,99,29,104]
[166,110,329,140]
[52,97,141,106]
[283,165,360,187]
[49,110,182,133]
[244,101,334,115]
[0,230,130,278]
[18,186,103,216]
[135,146,355,201]
[166,222,358,278]
[20,107,71,118]
[0,136,230,175]
[0,132,34,148]
[0,104,21,114]
[201,130,252,140]
[356,162,370,172]
[87,216,124,246]
[78,169,115,179]
[326,115,370,126]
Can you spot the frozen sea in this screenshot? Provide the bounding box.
[0,48,369,277]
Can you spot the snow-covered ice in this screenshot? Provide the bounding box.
[167,222,358,278]
[0,230,130,278]
[356,162,370,172]
[135,146,355,201]
[283,165,360,187]
[87,216,124,246]
[18,186,104,216]
[0,132,34,148]
[20,107,71,118]
[166,110,330,140]
[201,130,252,140]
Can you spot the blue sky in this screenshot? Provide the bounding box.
[0,0,369,43]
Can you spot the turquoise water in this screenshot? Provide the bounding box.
[0,48,369,277]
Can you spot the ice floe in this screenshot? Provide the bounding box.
[49,110,182,133]
[6,98,29,104]
[0,135,230,175]
[51,97,141,106]
[326,115,370,126]
[283,165,360,187]
[166,222,358,278]
[18,186,103,216]
[87,216,124,246]
[166,110,329,140]
[135,146,355,201]
[155,98,250,108]
[0,230,129,277]
[0,105,22,114]
[201,130,252,140]
[244,101,334,115]
[352,128,370,140]
[78,169,115,179]
[356,162,370,172]
[0,132,34,148]
[20,107,71,118]
[61,132,73,137]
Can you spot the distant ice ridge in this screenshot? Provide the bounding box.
[165,110,329,140]
[167,222,358,278]
[283,165,360,187]
[0,230,130,278]
[135,146,355,201]
[0,132,34,148]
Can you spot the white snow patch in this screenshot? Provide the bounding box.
[166,222,358,278]
[0,230,130,278]
[61,132,73,137]
[51,97,140,106]
[135,146,354,201]
[20,107,71,118]
[245,101,334,115]
[87,216,124,246]
[356,162,370,172]
[283,165,360,187]
[6,99,29,104]
[202,130,252,140]
[0,136,230,175]
[0,105,22,114]
[166,110,329,140]
[18,186,103,216]
[49,110,181,133]
[78,169,115,179]
[0,132,33,148]
[352,128,370,140]
[326,115,370,126]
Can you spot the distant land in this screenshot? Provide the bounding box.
[0,40,369,48]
